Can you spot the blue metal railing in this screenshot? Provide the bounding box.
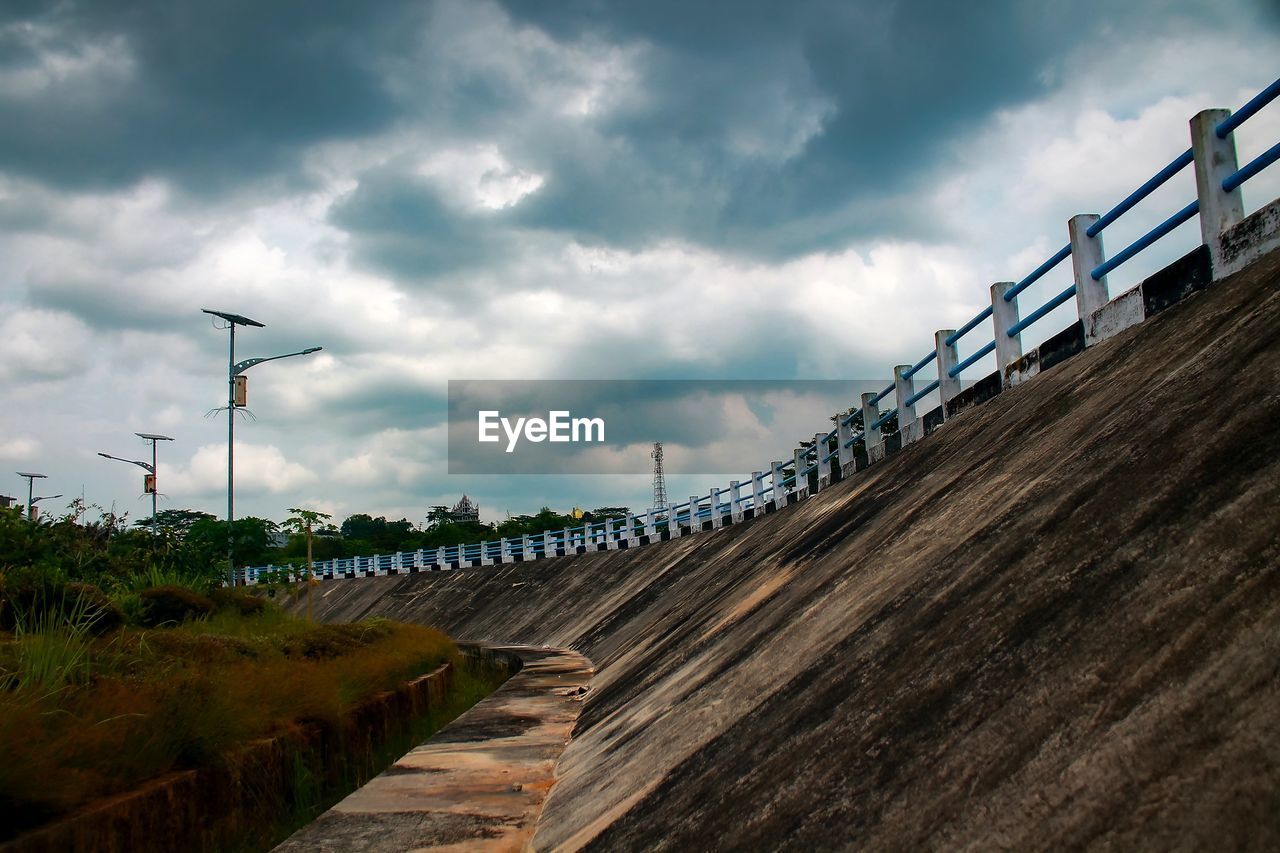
[1006,244,1072,302]
[241,80,1280,586]
[904,379,940,408]
[947,306,994,346]
[1216,78,1280,138]
[870,408,896,430]
[948,341,996,378]
[1224,141,1280,194]
[1087,149,1194,238]
[1007,284,1077,338]
[1091,200,1200,280]
[902,350,935,379]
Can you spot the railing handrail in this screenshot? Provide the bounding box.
[238,78,1280,586]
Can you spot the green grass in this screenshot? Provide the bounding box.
[0,602,467,841]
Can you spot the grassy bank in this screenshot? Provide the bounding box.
[0,594,470,842]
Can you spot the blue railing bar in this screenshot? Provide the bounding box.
[946,340,996,378]
[1091,199,1199,281]
[869,382,895,406]
[841,430,865,449]
[823,448,839,463]
[902,351,935,380]
[840,409,862,427]
[1216,77,1280,138]
[1222,141,1280,194]
[1007,244,1071,301]
[946,306,993,347]
[1087,148,1194,238]
[870,408,895,430]
[1006,283,1077,337]
[904,378,940,408]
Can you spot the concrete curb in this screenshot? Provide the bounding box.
[275,645,594,852]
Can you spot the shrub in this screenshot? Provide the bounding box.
[209,587,267,617]
[0,576,121,636]
[64,584,124,636]
[137,585,216,628]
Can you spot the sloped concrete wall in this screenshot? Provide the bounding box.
[294,248,1280,850]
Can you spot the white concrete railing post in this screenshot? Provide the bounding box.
[728,480,743,523]
[894,366,919,445]
[521,533,532,559]
[539,530,551,559]
[860,392,881,452]
[770,461,787,509]
[792,445,808,497]
[667,503,680,538]
[990,281,1022,385]
[687,496,700,532]
[751,471,765,514]
[935,330,962,413]
[436,546,447,568]
[837,414,855,471]
[495,537,507,565]
[813,432,831,490]
[642,510,656,538]
[1069,213,1109,344]
[707,487,722,528]
[1190,108,1244,275]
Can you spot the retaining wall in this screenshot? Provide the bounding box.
[289,244,1280,850]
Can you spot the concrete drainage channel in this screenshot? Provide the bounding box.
[275,645,594,852]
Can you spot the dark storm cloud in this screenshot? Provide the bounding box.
[5,0,1276,268]
[0,0,413,193]
[498,0,1276,256]
[329,165,515,278]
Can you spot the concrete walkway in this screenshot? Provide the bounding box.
[275,646,593,852]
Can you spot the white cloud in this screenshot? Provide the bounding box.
[0,308,94,382]
[0,436,42,460]
[165,442,317,498]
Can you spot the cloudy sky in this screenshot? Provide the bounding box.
[2,0,1278,534]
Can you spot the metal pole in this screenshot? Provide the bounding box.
[150,439,158,534]
[27,477,34,522]
[227,322,236,585]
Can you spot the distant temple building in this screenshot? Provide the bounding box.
[449,494,479,523]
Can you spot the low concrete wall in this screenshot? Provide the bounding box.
[276,646,592,852]
[1,663,454,853]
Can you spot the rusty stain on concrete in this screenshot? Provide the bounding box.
[275,646,592,852]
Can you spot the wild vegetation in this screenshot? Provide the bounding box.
[0,504,506,845]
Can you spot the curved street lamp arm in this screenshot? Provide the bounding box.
[97,452,155,473]
[232,346,323,376]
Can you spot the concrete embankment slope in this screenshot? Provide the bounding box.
[296,248,1280,850]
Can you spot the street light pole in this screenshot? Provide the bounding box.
[98,433,173,533]
[227,320,236,578]
[16,472,47,522]
[203,308,321,585]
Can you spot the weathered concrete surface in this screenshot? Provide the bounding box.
[292,247,1280,850]
[276,647,592,852]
